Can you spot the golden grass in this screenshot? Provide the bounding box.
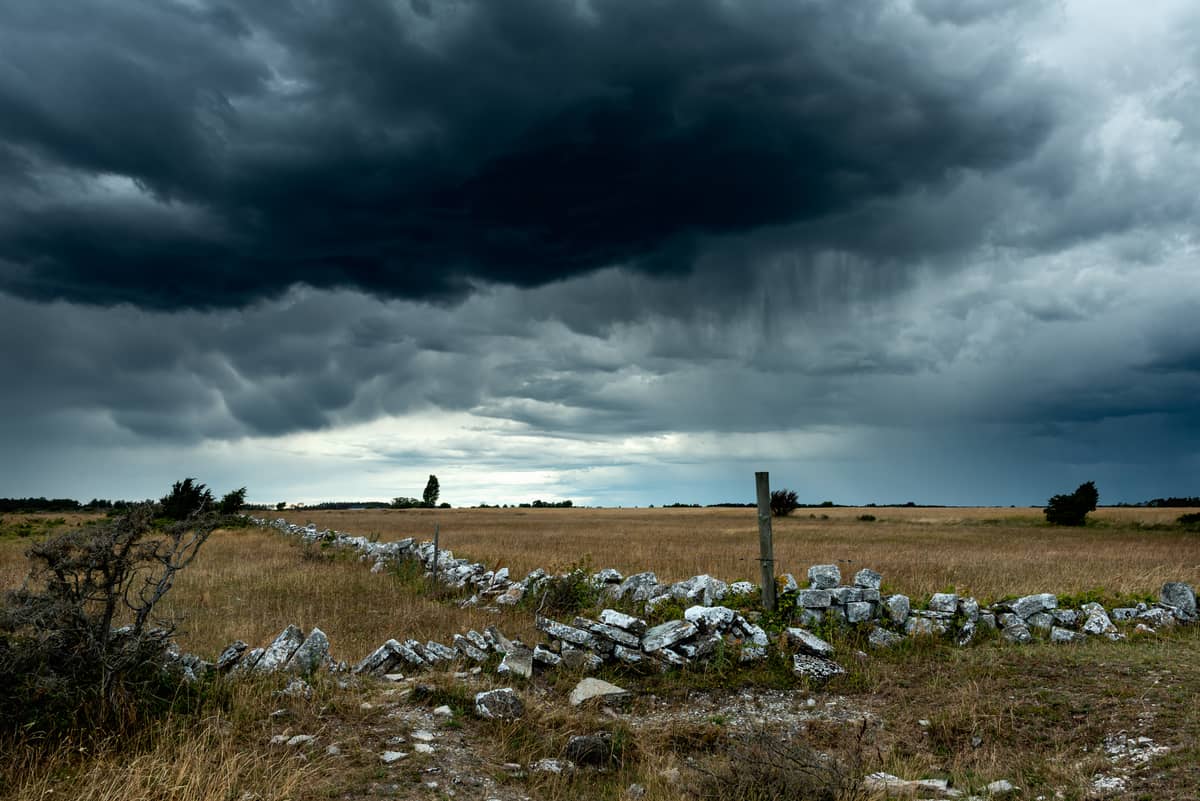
[273,506,1200,600]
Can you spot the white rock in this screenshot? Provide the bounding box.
[785,627,834,658]
[379,750,408,763]
[807,564,841,589]
[641,619,698,652]
[569,677,630,706]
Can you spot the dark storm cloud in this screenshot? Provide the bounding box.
[0,0,1059,309]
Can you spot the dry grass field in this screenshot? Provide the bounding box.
[275,505,1200,602]
[3,507,1199,800]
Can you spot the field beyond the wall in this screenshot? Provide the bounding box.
[276,505,1200,602]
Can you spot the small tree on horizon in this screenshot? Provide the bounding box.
[1044,480,1099,526]
[423,475,440,508]
[770,488,800,517]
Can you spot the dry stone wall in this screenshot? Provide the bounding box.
[204,516,1200,684]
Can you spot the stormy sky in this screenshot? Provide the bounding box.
[1,0,1197,507]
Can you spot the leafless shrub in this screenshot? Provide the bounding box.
[694,721,870,801]
[0,503,217,736]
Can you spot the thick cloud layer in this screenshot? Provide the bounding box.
[1,0,1060,308]
[2,0,1199,505]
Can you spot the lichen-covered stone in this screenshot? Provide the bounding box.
[957,597,980,622]
[797,589,832,608]
[1001,624,1032,644]
[354,639,405,676]
[1050,627,1081,644]
[928,593,958,613]
[453,634,488,662]
[1010,593,1057,619]
[572,616,641,649]
[475,688,524,720]
[497,645,533,678]
[537,616,597,649]
[216,640,247,672]
[884,594,910,625]
[868,627,904,649]
[599,609,647,635]
[830,587,863,604]
[1026,612,1054,631]
[785,627,834,658]
[286,628,331,675]
[1160,582,1197,620]
[728,580,755,597]
[791,653,846,680]
[854,568,883,590]
[807,564,841,589]
[641,619,698,652]
[684,605,735,632]
[255,625,305,673]
[845,601,873,623]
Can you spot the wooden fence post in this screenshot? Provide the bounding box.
[755,471,776,613]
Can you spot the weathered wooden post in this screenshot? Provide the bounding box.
[755,471,776,613]
[431,522,440,587]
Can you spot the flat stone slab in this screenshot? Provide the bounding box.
[785,627,834,658]
[569,677,630,706]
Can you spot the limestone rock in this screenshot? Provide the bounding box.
[845,601,873,623]
[785,627,834,658]
[807,564,841,589]
[569,677,630,706]
[453,634,488,662]
[1010,593,1057,619]
[684,605,735,632]
[1001,624,1032,644]
[1026,612,1054,631]
[641,620,698,652]
[728,580,755,597]
[565,732,613,766]
[474,688,524,720]
[854,568,883,590]
[884,594,910,625]
[216,640,247,672]
[255,625,305,673]
[928,593,958,613]
[791,653,846,680]
[1050,626,1081,644]
[777,573,799,593]
[905,617,936,637]
[532,645,562,667]
[285,628,331,675]
[599,609,647,635]
[1160,582,1197,620]
[537,616,597,649]
[797,589,833,608]
[868,627,904,649]
[497,645,533,679]
[830,587,863,604]
[573,616,642,649]
[615,572,659,602]
[958,597,981,622]
[1081,603,1122,639]
[354,639,406,676]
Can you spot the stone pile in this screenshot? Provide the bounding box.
[245,517,1198,676]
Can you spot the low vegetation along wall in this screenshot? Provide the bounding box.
[188,516,1200,688]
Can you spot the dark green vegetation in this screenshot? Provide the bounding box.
[1044,481,1100,526]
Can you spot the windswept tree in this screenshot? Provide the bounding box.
[770,488,801,517]
[1044,481,1099,526]
[159,478,214,521]
[423,475,440,508]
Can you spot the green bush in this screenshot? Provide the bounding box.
[160,478,214,521]
[1178,512,1200,527]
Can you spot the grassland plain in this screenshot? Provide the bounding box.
[2,507,1198,800]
